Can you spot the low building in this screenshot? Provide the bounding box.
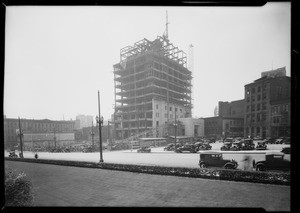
[3,117,76,149]
[179,117,204,137]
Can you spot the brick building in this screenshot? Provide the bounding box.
[3,117,76,149]
[244,67,290,138]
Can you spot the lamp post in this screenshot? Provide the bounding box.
[17,117,24,158]
[91,121,95,149]
[96,90,104,163]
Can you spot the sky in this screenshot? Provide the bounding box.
[4,3,291,121]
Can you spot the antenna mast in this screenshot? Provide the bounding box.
[165,10,170,40]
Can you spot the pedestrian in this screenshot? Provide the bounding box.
[243,155,252,171]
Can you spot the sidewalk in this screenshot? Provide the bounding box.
[5,160,290,210]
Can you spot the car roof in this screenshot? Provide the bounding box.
[200,151,221,155]
[266,152,284,155]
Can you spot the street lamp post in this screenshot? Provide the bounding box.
[17,117,24,158]
[174,109,177,148]
[96,90,104,163]
[91,121,95,149]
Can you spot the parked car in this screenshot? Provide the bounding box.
[164,143,180,151]
[275,138,284,144]
[240,139,255,150]
[220,142,232,151]
[209,137,216,143]
[264,137,276,144]
[8,150,18,158]
[223,138,234,143]
[256,141,267,150]
[253,136,263,141]
[198,152,238,169]
[281,147,291,154]
[175,144,198,153]
[252,153,290,172]
[198,142,212,151]
[230,141,242,151]
[137,147,151,153]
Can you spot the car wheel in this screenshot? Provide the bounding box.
[256,165,266,171]
[199,163,207,168]
[224,164,233,169]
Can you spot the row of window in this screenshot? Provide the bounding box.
[246,93,267,102]
[271,104,289,114]
[156,104,183,113]
[246,112,267,123]
[246,102,267,112]
[246,85,266,95]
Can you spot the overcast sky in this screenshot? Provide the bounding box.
[4,3,290,121]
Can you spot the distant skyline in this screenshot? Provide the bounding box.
[4,3,291,121]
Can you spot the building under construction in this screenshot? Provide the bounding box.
[113,35,192,140]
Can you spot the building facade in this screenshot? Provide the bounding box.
[244,67,290,138]
[3,117,76,149]
[204,116,244,139]
[75,114,93,129]
[113,36,192,140]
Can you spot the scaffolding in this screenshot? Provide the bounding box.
[113,35,192,140]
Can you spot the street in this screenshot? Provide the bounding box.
[5,160,290,210]
[4,142,290,170]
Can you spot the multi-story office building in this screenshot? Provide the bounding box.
[244,67,290,138]
[3,117,76,149]
[113,36,192,140]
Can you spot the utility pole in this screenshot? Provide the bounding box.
[97,90,104,163]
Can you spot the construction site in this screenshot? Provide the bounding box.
[113,33,193,142]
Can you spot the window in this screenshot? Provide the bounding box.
[170,107,172,111]
[262,103,266,110]
[257,103,260,111]
[156,121,159,127]
[165,106,167,110]
[156,113,159,118]
[156,104,158,110]
[257,86,261,92]
[246,106,250,112]
[257,94,261,101]
[251,88,256,93]
[257,113,261,122]
[247,97,250,103]
[262,112,266,121]
[251,104,255,112]
[262,93,267,100]
[251,96,255,102]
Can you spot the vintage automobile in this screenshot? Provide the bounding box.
[198,142,212,151]
[256,141,267,150]
[240,139,255,150]
[281,147,291,154]
[275,138,284,144]
[220,142,232,151]
[223,138,234,143]
[137,146,151,153]
[198,152,238,169]
[164,143,180,151]
[252,153,290,172]
[264,137,276,144]
[175,144,198,153]
[8,150,18,158]
[230,141,242,151]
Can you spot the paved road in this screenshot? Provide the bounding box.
[4,143,290,171]
[5,161,290,210]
